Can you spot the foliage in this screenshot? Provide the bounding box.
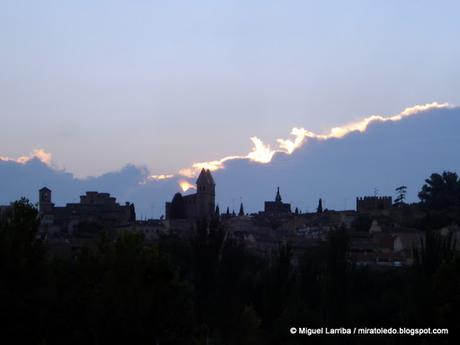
[419,172,460,210]
[1,171,460,344]
[394,185,407,207]
[418,172,460,227]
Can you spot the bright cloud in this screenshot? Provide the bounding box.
[2,103,451,194]
[179,102,450,179]
[0,148,52,165]
[246,137,277,163]
[149,174,174,181]
[179,180,196,192]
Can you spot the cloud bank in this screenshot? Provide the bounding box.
[1,103,458,218]
[175,102,450,184]
[0,148,53,166]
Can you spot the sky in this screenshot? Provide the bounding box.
[1,0,460,178]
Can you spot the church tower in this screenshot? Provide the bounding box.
[275,186,282,203]
[39,187,54,215]
[196,168,216,219]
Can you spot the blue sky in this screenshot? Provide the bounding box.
[1,0,459,177]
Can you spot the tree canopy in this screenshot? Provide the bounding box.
[419,171,460,210]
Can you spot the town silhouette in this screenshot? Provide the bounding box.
[1,168,459,344]
[2,1,460,343]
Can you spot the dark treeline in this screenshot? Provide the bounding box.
[1,172,460,344]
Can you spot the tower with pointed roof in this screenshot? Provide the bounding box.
[275,187,282,202]
[263,186,291,214]
[165,168,217,220]
[196,168,216,219]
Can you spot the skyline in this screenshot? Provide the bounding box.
[2,3,460,343]
[2,1,460,177]
[2,104,460,218]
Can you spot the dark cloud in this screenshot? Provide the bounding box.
[1,107,459,217]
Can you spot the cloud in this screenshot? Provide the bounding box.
[0,148,53,165]
[1,104,459,218]
[148,174,174,181]
[179,102,450,180]
[321,102,450,139]
[168,102,449,191]
[213,104,460,214]
[178,180,196,192]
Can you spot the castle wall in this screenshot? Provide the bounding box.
[38,190,135,235]
[183,194,197,219]
[356,196,392,213]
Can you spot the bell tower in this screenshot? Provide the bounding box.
[196,169,216,219]
[39,187,54,214]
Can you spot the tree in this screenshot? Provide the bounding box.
[414,228,456,277]
[394,185,407,207]
[323,227,349,326]
[260,243,293,331]
[191,219,226,340]
[0,198,47,344]
[418,171,460,210]
[238,203,245,216]
[418,172,460,227]
[317,198,323,213]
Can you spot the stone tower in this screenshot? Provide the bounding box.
[196,168,215,219]
[39,187,54,214]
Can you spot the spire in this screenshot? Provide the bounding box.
[275,187,282,202]
[215,204,220,216]
[238,202,244,216]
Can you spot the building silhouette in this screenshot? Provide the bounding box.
[39,187,54,214]
[165,168,216,220]
[356,196,392,213]
[264,187,291,214]
[38,188,135,233]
